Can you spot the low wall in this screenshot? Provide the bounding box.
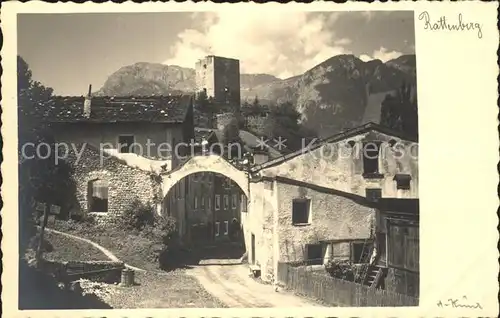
[277,262,419,307]
[42,260,125,284]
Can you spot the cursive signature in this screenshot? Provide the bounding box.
[437,295,483,309]
[418,11,483,39]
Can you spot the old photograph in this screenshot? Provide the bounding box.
[14,9,422,309]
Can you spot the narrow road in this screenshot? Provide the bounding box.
[186,264,323,308]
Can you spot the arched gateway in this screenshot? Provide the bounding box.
[161,154,250,199]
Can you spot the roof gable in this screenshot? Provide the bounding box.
[252,122,418,172]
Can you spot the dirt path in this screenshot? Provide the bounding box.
[186,264,323,308]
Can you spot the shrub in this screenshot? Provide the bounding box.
[119,200,156,231]
[324,259,355,281]
[29,233,54,253]
[141,214,176,246]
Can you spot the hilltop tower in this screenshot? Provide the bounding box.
[195,55,241,112]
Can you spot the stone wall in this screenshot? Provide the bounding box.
[245,115,267,135]
[215,113,235,131]
[275,180,376,263]
[66,144,161,218]
[42,259,125,284]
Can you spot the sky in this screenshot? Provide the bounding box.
[18,11,415,96]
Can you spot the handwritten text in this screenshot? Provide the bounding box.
[418,11,483,39]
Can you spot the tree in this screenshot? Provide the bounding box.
[380,81,418,140]
[194,90,218,127]
[18,56,76,255]
[263,101,318,152]
[221,113,243,160]
[250,96,263,115]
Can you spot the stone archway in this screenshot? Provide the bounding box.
[161,155,249,200]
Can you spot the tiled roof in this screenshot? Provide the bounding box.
[28,95,193,124]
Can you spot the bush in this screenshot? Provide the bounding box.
[119,200,156,231]
[141,214,176,246]
[324,259,355,281]
[29,233,54,253]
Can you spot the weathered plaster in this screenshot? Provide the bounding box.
[275,181,375,263]
[260,130,418,198]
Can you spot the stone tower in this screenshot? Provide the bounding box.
[195,55,241,112]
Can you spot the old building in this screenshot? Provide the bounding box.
[242,122,419,283]
[195,55,241,112]
[38,91,195,227]
[184,172,215,245]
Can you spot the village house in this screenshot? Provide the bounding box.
[241,122,419,296]
[38,90,195,229]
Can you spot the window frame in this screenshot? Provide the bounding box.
[215,195,221,211]
[87,179,109,213]
[305,243,323,265]
[223,194,229,210]
[292,198,311,225]
[215,222,220,237]
[232,194,237,210]
[117,135,135,154]
[362,141,383,178]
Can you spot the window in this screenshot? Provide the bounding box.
[351,242,371,264]
[215,195,221,210]
[87,179,109,212]
[232,194,237,210]
[305,244,323,265]
[118,135,135,153]
[201,196,205,208]
[194,196,198,209]
[366,188,382,201]
[224,221,229,235]
[292,199,311,225]
[241,194,247,212]
[215,222,220,237]
[362,141,381,177]
[208,197,212,210]
[394,174,412,190]
[223,195,229,210]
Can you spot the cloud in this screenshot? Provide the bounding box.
[359,46,403,62]
[164,12,351,79]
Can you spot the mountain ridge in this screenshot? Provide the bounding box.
[95,54,417,137]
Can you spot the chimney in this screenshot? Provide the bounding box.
[83,84,92,118]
